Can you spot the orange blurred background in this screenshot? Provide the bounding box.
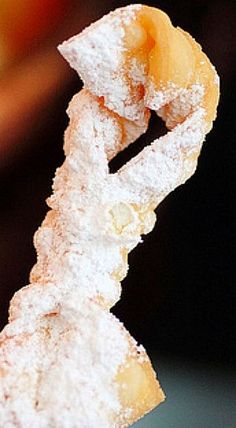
[0,0,118,169]
[0,0,67,70]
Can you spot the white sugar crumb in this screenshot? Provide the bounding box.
[145,81,182,111]
[129,58,146,84]
[211,64,220,86]
[157,83,205,128]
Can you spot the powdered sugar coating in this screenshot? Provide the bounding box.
[58,5,143,120]
[0,298,138,427]
[1,87,164,427]
[0,3,219,427]
[111,109,206,206]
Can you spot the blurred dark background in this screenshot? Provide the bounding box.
[0,0,235,376]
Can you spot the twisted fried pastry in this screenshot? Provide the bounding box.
[0,5,219,427]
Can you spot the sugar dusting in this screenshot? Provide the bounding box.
[0,298,135,427]
[58,4,142,120]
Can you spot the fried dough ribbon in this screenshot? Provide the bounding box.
[0,5,219,427]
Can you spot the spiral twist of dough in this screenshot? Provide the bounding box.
[0,5,219,427]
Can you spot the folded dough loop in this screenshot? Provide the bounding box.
[59,4,219,128]
[58,4,219,207]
